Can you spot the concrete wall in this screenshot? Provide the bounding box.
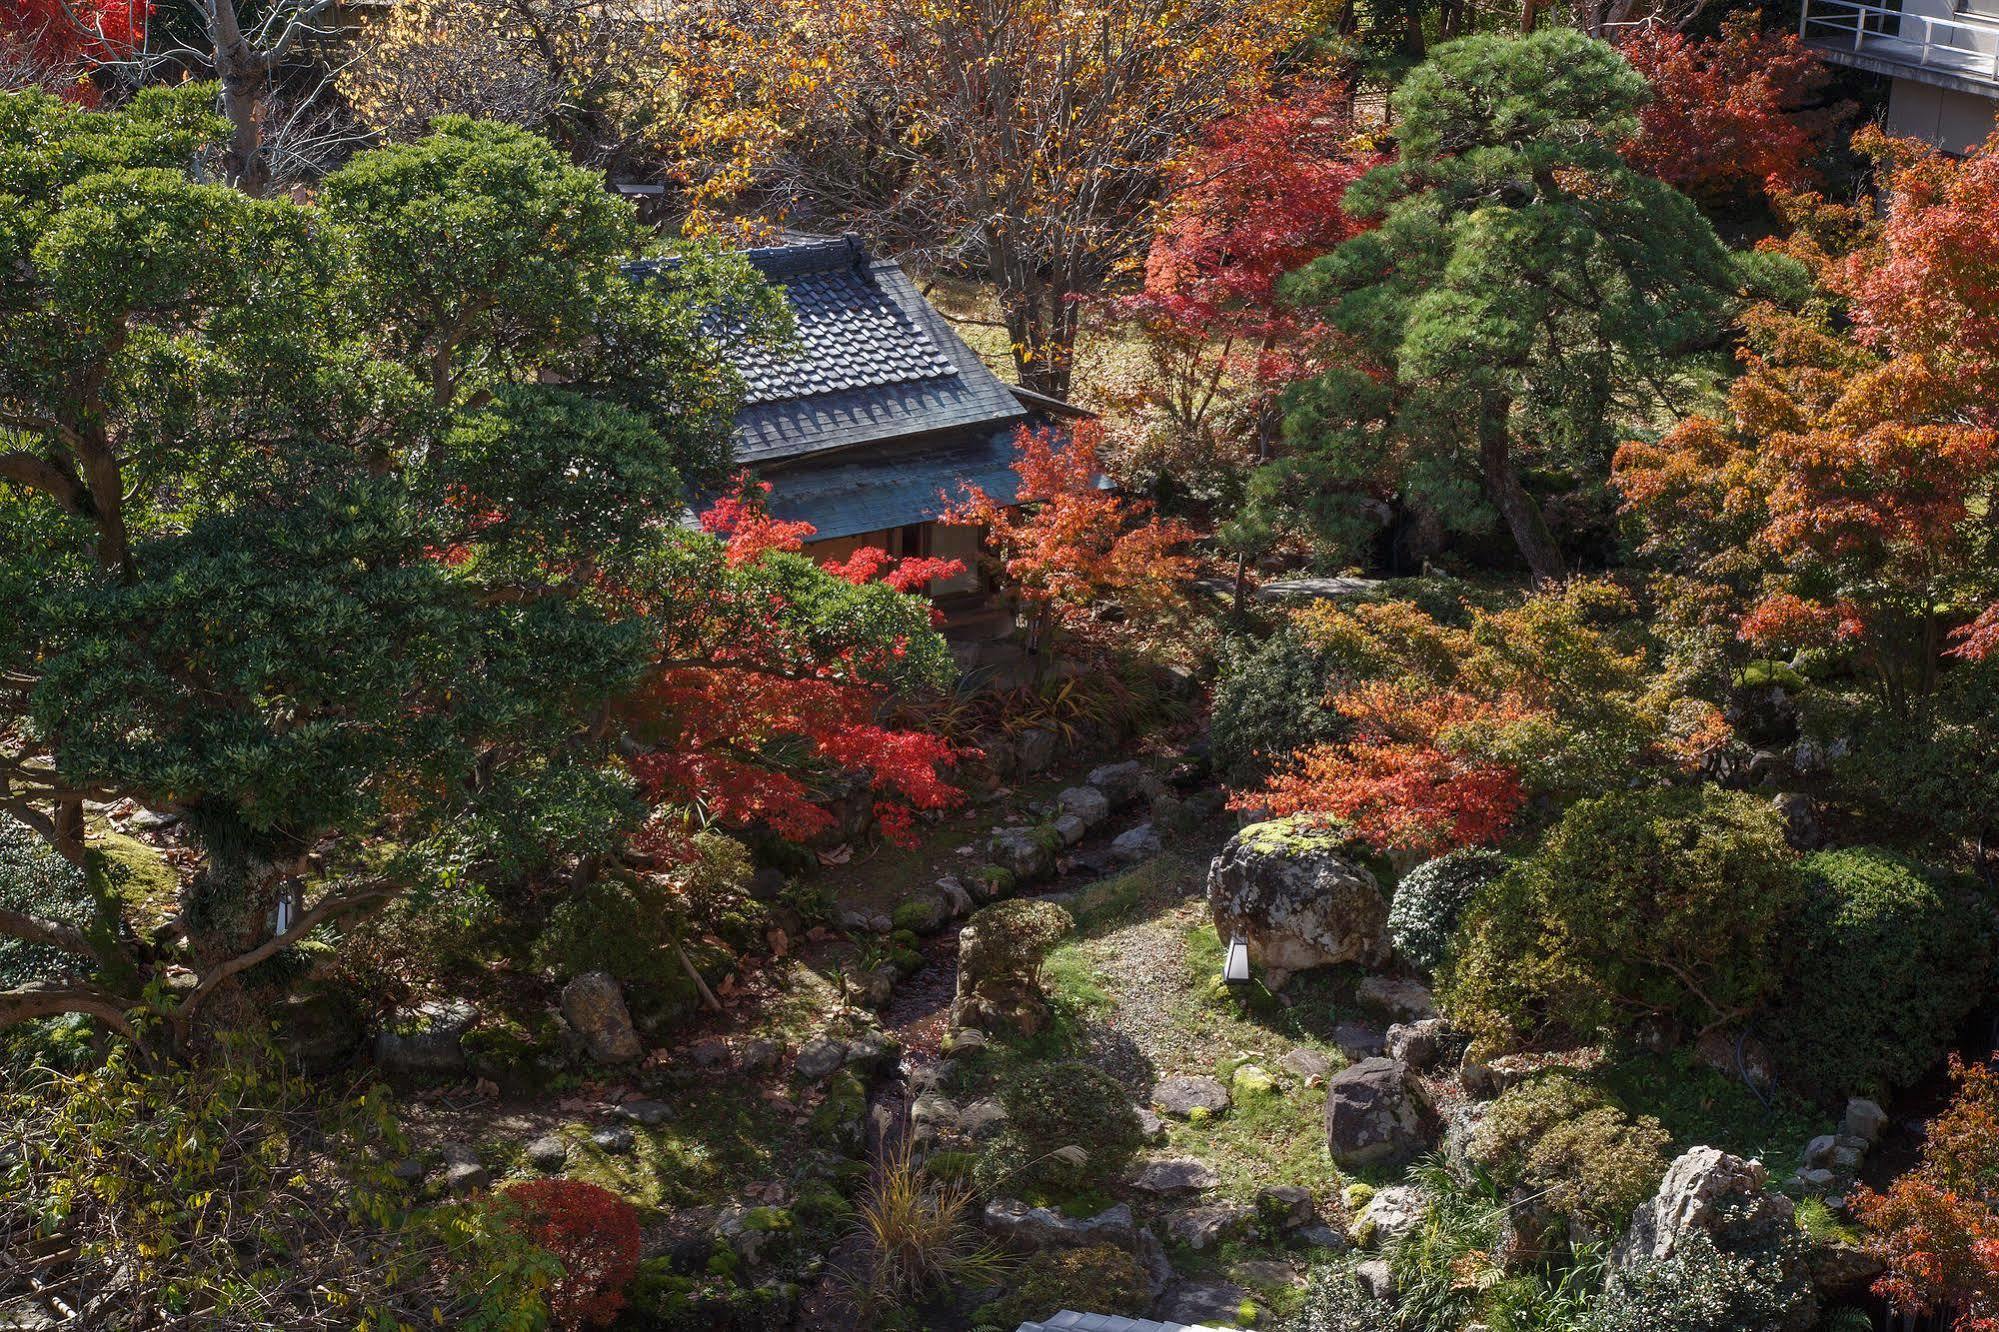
[1887,77,1999,150]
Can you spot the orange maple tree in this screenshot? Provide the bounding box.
[943,422,1198,659]
[1235,583,1725,857]
[1855,1056,1999,1330]
[1615,128,1999,700]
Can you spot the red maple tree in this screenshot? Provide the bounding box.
[500,1179,642,1329]
[1256,683,1528,856]
[943,422,1198,660]
[0,0,146,102]
[1108,83,1382,516]
[619,477,966,850]
[1620,13,1843,205]
[1125,82,1380,386]
[1855,1056,1999,1329]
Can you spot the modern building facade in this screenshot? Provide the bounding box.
[1803,0,1999,151]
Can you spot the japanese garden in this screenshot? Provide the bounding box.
[3,0,1999,1328]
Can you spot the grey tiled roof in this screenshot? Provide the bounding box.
[759,423,1026,541]
[630,236,1028,466]
[1015,1312,1215,1332]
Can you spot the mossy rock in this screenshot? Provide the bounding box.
[1232,1064,1279,1099]
[1235,814,1357,858]
[809,1069,868,1153]
[892,892,952,936]
[461,1012,572,1093]
[630,1258,801,1330]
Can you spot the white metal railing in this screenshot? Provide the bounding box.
[1800,0,1999,85]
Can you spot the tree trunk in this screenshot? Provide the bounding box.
[1401,0,1428,60]
[177,820,290,1039]
[53,796,85,868]
[1476,397,1565,584]
[207,0,272,197]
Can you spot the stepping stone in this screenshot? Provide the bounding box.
[1279,1047,1332,1081]
[1153,1074,1230,1118]
[616,1099,673,1126]
[1167,1206,1250,1251]
[524,1135,569,1172]
[591,1124,635,1154]
[1131,1159,1218,1195]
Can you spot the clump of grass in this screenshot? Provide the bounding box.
[1793,1196,1863,1246]
[847,1140,1010,1312]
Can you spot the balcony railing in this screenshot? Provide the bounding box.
[1801,0,1999,89]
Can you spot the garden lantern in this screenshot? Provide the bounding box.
[1223,936,1251,985]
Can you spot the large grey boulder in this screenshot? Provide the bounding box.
[1325,1057,1432,1169]
[988,825,1056,882]
[1614,1145,1819,1330]
[1208,818,1390,987]
[373,999,475,1077]
[1615,1147,1820,1328]
[559,973,642,1064]
[1615,1148,1794,1268]
[982,1199,1136,1252]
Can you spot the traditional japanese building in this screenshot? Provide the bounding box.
[632,234,1087,604]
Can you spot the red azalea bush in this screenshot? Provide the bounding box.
[501,1179,642,1329]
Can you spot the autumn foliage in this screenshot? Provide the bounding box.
[1620,14,1842,206]
[1238,583,1726,857]
[944,423,1198,653]
[0,0,145,101]
[621,478,964,849]
[1126,82,1380,387]
[1106,83,1381,506]
[1855,1056,1999,1329]
[500,1179,642,1329]
[1615,129,1999,697]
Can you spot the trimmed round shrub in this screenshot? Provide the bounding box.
[957,899,1073,992]
[971,1244,1150,1331]
[535,879,681,987]
[1211,629,1349,785]
[1388,848,1509,973]
[1768,847,1993,1104]
[1444,786,1799,1045]
[1468,1073,1670,1228]
[978,1060,1143,1192]
[500,1179,641,1329]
